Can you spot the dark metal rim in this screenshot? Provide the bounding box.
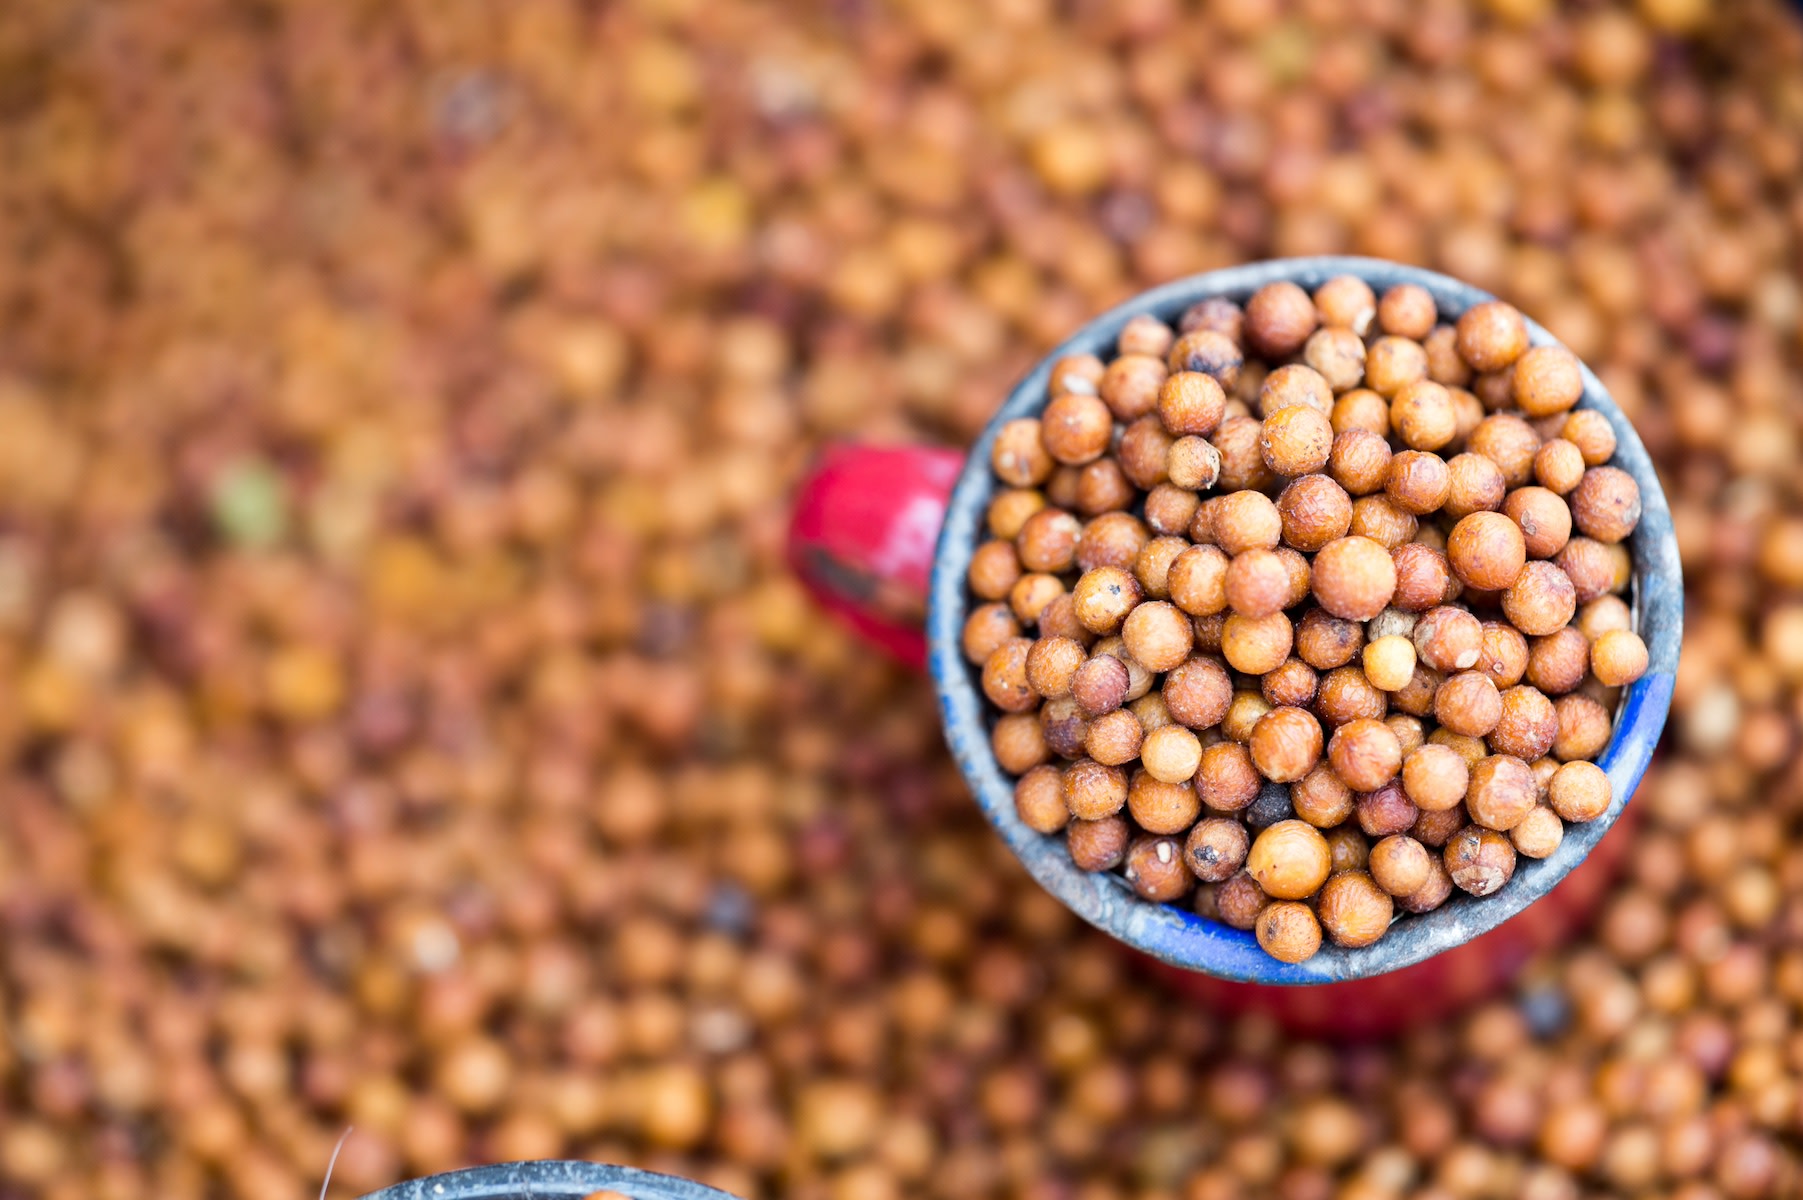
[925,256,1682,986]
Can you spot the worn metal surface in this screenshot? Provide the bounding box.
[357,1161,742,1200]
[925,256,1682,987]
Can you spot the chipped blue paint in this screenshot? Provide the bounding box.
[925,257,1682,987]
[357,1161,741,1200]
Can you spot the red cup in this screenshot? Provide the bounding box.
[790,442,1638,1039]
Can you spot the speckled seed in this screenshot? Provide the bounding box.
[969,540,1024,601]
[1255,901,1323,964]
[1156,371,1227,438]
[1025,636,1085,698]
[1162,657,1233,730]
[1489,685,1559,761]
[1184,818,1250,883]
[1311,536,1398,621]
[1041,393,1115,464]
[1124,835,1193,902]
[1295,608,1365,670]
[1378,284,1438,339]
[1465,754,1539,831]
[1349,495,1419,549]
[1575,595,1632,642]
[1444,453,1507,519]
[1067,816,1130,871]
[1413,606,1483,672]
[1562,409,1617,465]
[1245,281,1319,358]
[1224,549,1292,619]
[1121,600,1193,672]
[1434,671,1503,738]
[1445,826,1518,897]
[1355,779,1420,838]
[993,712,1050,773]
[1140,724,1202,785]
[1504,487,1573,559]
[1469,413,1541,487]
[1304,327,1367,392]
[1017,508,1084,573]
[1221,610,1293,675]
[1477,621,1530,687]
[1391,543,1454,612]
[1076,511,1151,572]
[1527,627,1590,695]
[1260,404,1334,476]
[1384,450,1452,515]
[1569,466,1642,543]
[1401,743,1471,812]
[1084,708,1143,766]
[1363,636,1417,692]
[982,638,1037,713]
[1365,335,1429,397]
[1512,344,1584,416]
[1213,871,1269,931]
[1071,654,1130,718]
[1259,365,1334,418]
[1556,537,1618,603]
[1261,656,1319,708]
[1502,561,1577,637]
[1455,301,1529,372]
[1099,354,1169,421]
[1165,544,1230,617]
[1050,353,1107,397]
[1392,381,1458,452]
[1212,490,1283,555]
[1167,330,1243,388]
[1368,835,1432,897]
[1552,694,1613,761]
[1014,765,1070,833]
[1315,275,1377,332]
[1533,439,1586,495]
[1071,567,1143,634]
[1329,429,1394,495]
[1127,770,1200,835]
[1316,870,1395,948]
[1332,388,1391,437]
[1328,718,1403,792]
[988,487,1049,540]
[1448,511,1527,591]
[1276,474,1354,552]
[1248,706,1324,783]
[1590,629,1649,687]
[1166,436,1223,492]
[1291,765,1354,827]
[1063,758,1130,821]
[1010,573,1066,625]
[1398,855,1456,914]
[1549,760,1612,822]
[1247,820,1333,900]
[1510,806,1565,859]
[992,418,1055,486]
[1195,741,1261,812]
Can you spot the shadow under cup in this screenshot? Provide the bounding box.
[926,256,1682,988]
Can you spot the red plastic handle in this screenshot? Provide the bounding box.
[788,444,1631,1037]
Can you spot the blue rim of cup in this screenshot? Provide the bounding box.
[926,256,1682,986]
[356,1161,742,1200]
